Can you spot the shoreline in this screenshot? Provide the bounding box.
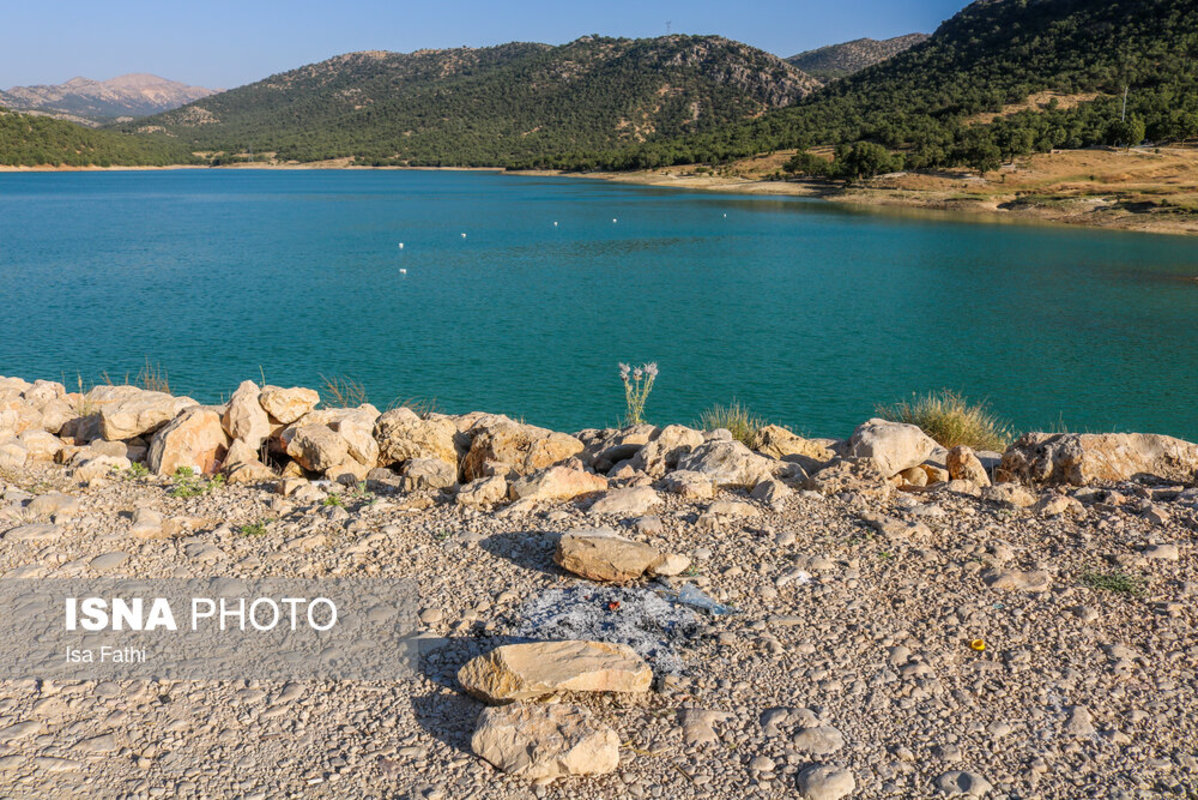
[0,373,1196,798]
[4,150,1198,236]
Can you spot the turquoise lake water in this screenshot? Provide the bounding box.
[1,169,1195,440]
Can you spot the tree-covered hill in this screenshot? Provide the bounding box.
[0,107,196,166]
[541,0,1198,172]
[121,35,820,166]
[785,34,929,81]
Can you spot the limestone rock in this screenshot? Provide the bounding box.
[91,385,196,441]
[797,765,856,800]
[750,477,793,508]
[984,568,1051,593]
[463,420,583,481]
[675,439,776,488]
[18,429,63,462]
[74,455,131,482]
[659,470,715,500]
[222,381,272,450]
[457,475,508,509]
[1033,493,1083,517]
[258,386,319,424]
[554,528,662,581]
[588,486,662,516]
[981,483,1036,509]
[1000,431,1198,486]
[400,457,457,490]
[934,770,993,797]
[648,552,691,576]
[509,466,607,503]
[26,492,79,520]
[947,445,991,486]
[804,458,892,499]
[374,407,458,469]
[147,408,228,475]
[752,425,834,468]
[286,425,348,473]
[792,725,846,755]
[847,418,939,478]
[296,405,381,468]
[471,702,619,781]
[630,424,705,477]
[458,641,652,704]
[0,438,27,471]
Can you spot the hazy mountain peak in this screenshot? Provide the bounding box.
[0,73,218,126]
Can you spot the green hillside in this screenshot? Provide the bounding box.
[0,107,195,167]
[540,0,1198,172]
[121,35,820,166]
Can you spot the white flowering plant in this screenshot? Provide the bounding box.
[619,362,658,426]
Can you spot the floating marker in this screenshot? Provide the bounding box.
[398,242,404,249]
[399,268,407,275]
[461,232,467,238]
[553,221,558,226]
[612,218,617,223]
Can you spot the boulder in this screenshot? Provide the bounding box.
[221,381,272,450]
[847,418,939,478]
[456,476,508,509]
[947,445,991,487]
[221,439,275,484]
[752,425,835,468]
[400,457,457,490]
[508,466,607,503]
[803,458,892,499]
[554,528,662,582]
[74,455,131,482]
[999,432,1198,486]
[458,640,652,704]
[26,492,80,520]
[983,568,1051,593]
[659,470,715,500]
[258,386,320,424]
[147,407,229,475]
[373,407,459,469]
[37,397,76,435]
[285,425,348,473]
[18,429,63,462]
[797,765,856,800]
[91,385,196,441]
[0,438,27,471]
[463,420,583,481]
[630,425,704,477]
[587,486,662,517]
[471,703,619,781]
[22,379,64,407]
[586,424,657,471]
[981,483,1036,509]
[675,440,776,488]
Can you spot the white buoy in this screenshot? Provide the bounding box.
[399,268,407,275]
[461,232,467,238]
[723,213,727,218]
[612,218,617,223]
[553,221,558,226]
[398,242,404,249]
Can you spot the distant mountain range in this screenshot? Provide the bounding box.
[121,35,820,166]
[4,0,1197,172]
[0,74,217,126]
[786,33,929,80]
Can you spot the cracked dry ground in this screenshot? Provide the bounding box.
[0,462,1195,800]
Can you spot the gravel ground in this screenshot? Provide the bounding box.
[0,461,1195,800]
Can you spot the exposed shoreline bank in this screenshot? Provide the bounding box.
[1,372,1196,798]
[4,148,1197,236]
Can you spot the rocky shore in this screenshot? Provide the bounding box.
[1,374,1196,799]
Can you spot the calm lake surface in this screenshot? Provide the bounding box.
[1,169,1195,440]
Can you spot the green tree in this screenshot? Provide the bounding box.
[833,141,896,180]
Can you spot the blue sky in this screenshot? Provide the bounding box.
[4,0,967,89]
